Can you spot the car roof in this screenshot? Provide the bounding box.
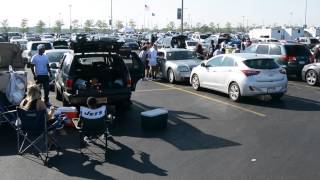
[45,49,72,53]
[227,53,274,61]
[27,41,51,44]
[251,42,301,46]
[159,48,193,52]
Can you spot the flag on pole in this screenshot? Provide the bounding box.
[145,4,150,11]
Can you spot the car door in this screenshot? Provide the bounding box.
[201,56,223,89]
[124,52,144,91]
[218,56,237,92]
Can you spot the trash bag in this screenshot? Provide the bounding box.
[6,65,26,105]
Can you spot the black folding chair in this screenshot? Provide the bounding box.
[77,106,112,156]
[16,108,60,165]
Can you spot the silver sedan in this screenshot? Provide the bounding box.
[190,53,288,101]
[157,48,202,83]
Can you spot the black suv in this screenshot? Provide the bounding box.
[244,43,313,77]
[54,39,144,109]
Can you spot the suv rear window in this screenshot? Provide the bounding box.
[284,45,310,56]
[78,57,105,65]
[243,59,279,69]
[31,43,52,50]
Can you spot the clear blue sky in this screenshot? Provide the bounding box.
[0,0,319,29]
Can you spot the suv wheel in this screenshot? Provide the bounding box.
[306,70,318,86]
[168,69,175,84]
[229,82,242,102]
[55,87,62,101]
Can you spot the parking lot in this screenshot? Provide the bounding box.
[1,68,320,180]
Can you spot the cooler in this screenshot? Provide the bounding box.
[55,107,78,127]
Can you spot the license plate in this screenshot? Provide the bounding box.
[298,61,305,65]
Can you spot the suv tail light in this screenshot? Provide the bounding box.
[127,75,132,88]
[66,79,73,90]
[310,54,315,63]
[241,70,260,76]
[279,69,286,74]
[281,55,296,61]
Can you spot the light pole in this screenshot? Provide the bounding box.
[304,0,308,28]
[181,0,184,34]
[69,5,72,33]
[110,0,113,32]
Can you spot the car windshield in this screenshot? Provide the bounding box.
[284,45,311,56]
[187,42,197,46]
[310,39,319,44]
[47,51,68,63]
[243,58,279,69]
[166,51,196,60]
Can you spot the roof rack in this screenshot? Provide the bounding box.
[70,38,125,54]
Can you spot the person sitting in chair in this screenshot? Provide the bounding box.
[19,84,64,130]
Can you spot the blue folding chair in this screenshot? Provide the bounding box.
[16,108,60,165]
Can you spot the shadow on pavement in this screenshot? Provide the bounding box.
[0,123,17,156]
[113,101,241,151]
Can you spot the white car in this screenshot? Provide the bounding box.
[190,53,288,101]
[41,35,55,43]
[185,40,198,51]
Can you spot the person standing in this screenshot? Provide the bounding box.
[148,43,158,80]
[30,44,52,106]
[139,45,150,80]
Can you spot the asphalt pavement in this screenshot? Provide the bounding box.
[1,70,320,180]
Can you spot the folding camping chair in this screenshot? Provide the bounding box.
[77,105,112,156]
[16,108,61,165]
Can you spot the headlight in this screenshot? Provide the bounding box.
[178,66,189,72]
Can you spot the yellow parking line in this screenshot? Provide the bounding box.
[136,88,174,93]
[288,82,320,90]
[153,81,266,117]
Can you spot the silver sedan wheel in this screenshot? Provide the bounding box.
[168,69,175,84]
[229,83,241,102]
[306,70,318,86]
[191,74,200,90]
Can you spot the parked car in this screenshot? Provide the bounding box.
[54,39,144,110]
[122,39,140,50]
[52,40,69,49]
[185,40,198,51]
[23,41,53,67]
[155,35,188,49]
[41,34,55,43]
[157,48,202,83]
[45,49,72,89]
[298,37,320,49]
[243,43,313,78]
[301,62,320,86]
[190,53,288,101]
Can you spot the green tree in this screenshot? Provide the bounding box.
[20,19,29,33]
[209,22,215,32]
[36,20,46,34]
[128,19,136,29]
[72,19,80,32]
[1,19,10,33]
[84,19,94,32]
[166,21,175,31]
[95,20,108,33]
[224,22,232,33]
[195,22,202,32]
[53,20,64,33]
[115,20,124,30]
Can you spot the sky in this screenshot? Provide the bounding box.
[0,0,319,29]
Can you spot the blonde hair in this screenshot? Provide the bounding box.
[26,84,41,101]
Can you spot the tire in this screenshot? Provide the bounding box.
[167,69,175,84]
[305,70,318,86]
[271,93,284,101]
[55,87,62,101]
[228,82,242,102]
[191,74,201,91]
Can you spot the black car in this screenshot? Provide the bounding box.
[302,62,320,86]
[54,39,144,110]
[244,43,313,77]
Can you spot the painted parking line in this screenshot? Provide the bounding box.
[288,82,320,90]
[135,88,175,93]
[153,81,266,117]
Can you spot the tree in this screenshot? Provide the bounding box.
[128,19,136,29]
[166,21,175,31]
[199,24,210,33]
[84,19,94,32]
[209,22,215,32]
[224,22,232,33]
[95,20,108,33]
[115,20,124,30]
[20,19,29,33]
[53,20,64,33]
[1,19,10,33]
[195,22,202,32]
[36,20,46,34]
[72,19,80,32]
